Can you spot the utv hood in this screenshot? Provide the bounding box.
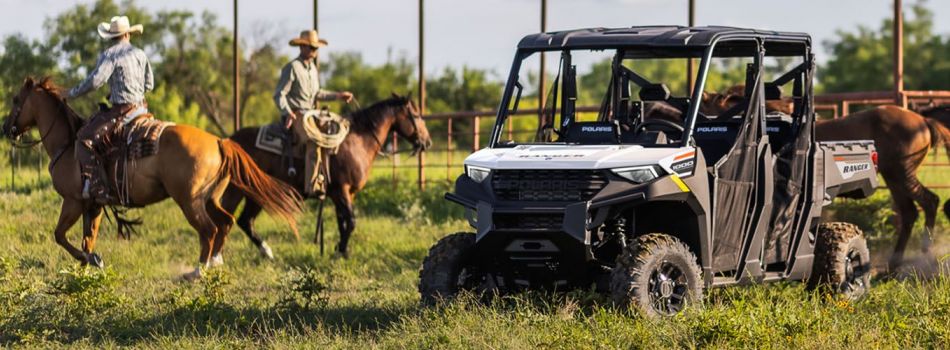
[465,144,694,170]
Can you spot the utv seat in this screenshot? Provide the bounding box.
[692,120,741,166]
[765,113,794,153]
[561,121,620,144]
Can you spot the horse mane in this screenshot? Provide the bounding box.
[348,95,410,133]
[33,77,85,137]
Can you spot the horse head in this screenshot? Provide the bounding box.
[2,77,42,141]
[389,92,433,156]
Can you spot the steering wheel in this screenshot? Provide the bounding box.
[636,118,684,139]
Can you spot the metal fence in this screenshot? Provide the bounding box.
[5,92,950,192]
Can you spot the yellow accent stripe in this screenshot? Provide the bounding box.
[671,174,691,192]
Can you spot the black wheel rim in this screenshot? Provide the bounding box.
[842,248,867,296]
[648,260,689,315]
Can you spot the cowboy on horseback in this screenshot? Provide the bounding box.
[67,16,153,202]
[274,30,354,198]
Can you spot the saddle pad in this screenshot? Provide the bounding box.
[118,115,174,159]
[255,122,286,156]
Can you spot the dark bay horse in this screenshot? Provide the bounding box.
[2,78,302,280]
[222,95,432,258]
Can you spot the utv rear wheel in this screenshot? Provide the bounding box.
[418,232,477,305]
[808,222,871,299]
[611,233,703,317]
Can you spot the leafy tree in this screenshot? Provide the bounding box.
[820,1,950,92]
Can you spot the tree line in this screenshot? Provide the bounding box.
[0,0,946,138]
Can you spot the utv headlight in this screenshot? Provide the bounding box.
[465,165,491,183]
[612,165,662,184]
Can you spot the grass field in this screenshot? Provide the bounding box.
[2,148,950,348]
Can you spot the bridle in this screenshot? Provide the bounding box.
[4,90,57,149]
[366,99,425,157]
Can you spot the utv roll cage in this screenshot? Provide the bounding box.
[489,26,814,149]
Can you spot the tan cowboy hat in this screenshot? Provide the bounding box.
[97,16,144,40]
[289,30,328,48]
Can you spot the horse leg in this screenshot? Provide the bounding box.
[889,193,919,273]
[222,186,272,258]
[908,179,939,254]
[207,198,235,267]
[81,204,105,268]
[330,185,355,258]
[54,199,86,263]
[176,199,218,281]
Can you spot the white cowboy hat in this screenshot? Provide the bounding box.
[97,16,144,40]
[289,30,328,48]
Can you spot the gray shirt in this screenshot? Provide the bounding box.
[68,41,153,105]
[274,57,339,116]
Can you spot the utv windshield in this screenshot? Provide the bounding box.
[491,48,705,148]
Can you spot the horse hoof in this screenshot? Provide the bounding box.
[259,242,275,260]
[181,267,202,282]
[86,253,104,269]
[331,251,349,260]
[210,253,224,267]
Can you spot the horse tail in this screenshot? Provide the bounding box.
[218,139,303,238]
[924,118,950,163]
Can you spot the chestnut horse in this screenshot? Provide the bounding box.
[816,106,950,271]
[1,78,302,279]
[221,95,432,258]
[700,86,950,271]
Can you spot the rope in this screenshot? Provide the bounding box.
[300,109,349,150]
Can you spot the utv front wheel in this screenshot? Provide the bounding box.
[808,222,871,299]
[610,233,703,317]
[418,232,477,305]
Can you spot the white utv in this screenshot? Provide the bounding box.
[419,26,878,316]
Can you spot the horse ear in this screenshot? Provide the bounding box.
[391,92,400,99]
[406,91,413,101]
[23,77,34,88]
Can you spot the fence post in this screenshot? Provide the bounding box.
[841,101,850,117]
[391,131,398,189]
[472,115,480,152]
[446,117,453,181]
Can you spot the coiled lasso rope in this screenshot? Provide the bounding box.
[300,109,350,150]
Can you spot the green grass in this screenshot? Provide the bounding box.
[2,148,950,348]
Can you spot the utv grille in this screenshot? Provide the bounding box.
[491,170,608,202]
[494,213,563,230]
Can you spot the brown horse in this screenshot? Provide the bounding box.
[816,106,950,271]
[221,94,432,258]
[1,78,302,279]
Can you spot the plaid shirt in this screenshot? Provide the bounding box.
[274,57,339,116]
[68,41,153,105]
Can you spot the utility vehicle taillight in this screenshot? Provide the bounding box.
[871,151,879,168]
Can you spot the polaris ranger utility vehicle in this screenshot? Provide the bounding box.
[419,26,878,316]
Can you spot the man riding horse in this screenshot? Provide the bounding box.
[66,16,153,203]
[275,30,354,198]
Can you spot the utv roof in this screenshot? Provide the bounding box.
[517,26,811,56]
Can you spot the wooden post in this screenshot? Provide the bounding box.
[539,0,547,128]
[446,117,453,181]
[841,101,850,117]
[392,131,398,188]
[686,0,696,95]
[418,0,426,190]
[893,0,905,107]
[313,0,319,30]
[472,115,480,152]
[233,0,241,132]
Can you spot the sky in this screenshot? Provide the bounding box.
[0,0,947,79]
